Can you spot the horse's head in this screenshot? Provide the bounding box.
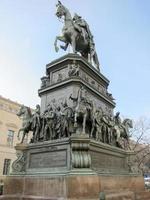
[56,1,66,18]
[17,105,26,117]
[17,105,32,118]
[123,118,133,129]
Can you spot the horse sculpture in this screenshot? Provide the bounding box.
[70,86,92,134]
[54,1,100,71]
[17,105,33,143]
[113,118,133,148]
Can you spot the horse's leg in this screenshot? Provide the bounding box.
[54,35,68,52]
[60,43,69,51]
[116,130,120,142]
[89,52,92,64]
[21,131,26,143]
[93,52,100,71]
[74,112,78,128]
[71,35,77,54]
[34,128,38,142]
[17,128,24,140]
[82,113,87,134]
[90,120,95,138]
[82,52,88,61]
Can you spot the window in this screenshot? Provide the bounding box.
[3,159,11,175]
[0,185,3,195]
[0,179,3,195]
[7,130,14,147]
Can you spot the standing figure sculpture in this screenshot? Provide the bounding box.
[17,105,32,143]
[54,1,100,71]
[32,104,41,142]
[43,104,56,141]
[55,105,63,139]
[90,108,103,141]
[61,101,74,138]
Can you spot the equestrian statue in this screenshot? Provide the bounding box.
[17,105,33,143]
[54,1,100,71]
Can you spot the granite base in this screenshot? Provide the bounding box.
[0,174,149,200]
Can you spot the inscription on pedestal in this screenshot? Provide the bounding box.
[29,150,67,169]
[91,151,126,172]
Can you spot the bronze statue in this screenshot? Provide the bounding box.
[113,112,133,148]
[16,98,132,150]
[68,62,79,77]
[61,101,74,137]
[32,104,41,142]
[72,13,93,44]
[54,105,63,139]
[43,104,56,141]
[17,105,32,143]
[54,1,100,71]
[70,86,92,134]
[91,108,103,141]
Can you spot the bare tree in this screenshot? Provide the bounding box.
[130,116,150,174]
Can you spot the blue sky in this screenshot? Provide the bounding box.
[0,0,150,119]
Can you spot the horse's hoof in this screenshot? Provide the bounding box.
[55,46,59,52]
[60,45,67,51]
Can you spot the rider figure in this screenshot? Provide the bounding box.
[73,13,96,57]
[114,112,122,128]
[69,86,90,107]
[73,13,92,42]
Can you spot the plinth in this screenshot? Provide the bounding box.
[1,54,149,200]
[0,136,146,200]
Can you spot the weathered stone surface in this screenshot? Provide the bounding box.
[66,175,100,199]
[1,175,149,200]
[24,177,44,196]
[43,177,66,198]
[106,191,135,200]
[0,196,61,200]
[100,176,145,192]
[135,191,150,200]
[3,177,24,195]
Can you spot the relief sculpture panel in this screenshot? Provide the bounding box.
[51,66,68,84]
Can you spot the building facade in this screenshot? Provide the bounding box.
[0,96,22,191]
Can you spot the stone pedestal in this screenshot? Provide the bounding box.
[38,53,115,116]
[1,54,150,199]
[1,137,149,200]
[10,137,137,176]
[0,174,147,200]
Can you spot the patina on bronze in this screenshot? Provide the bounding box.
[17,87,132,150]
[54,1,100,71]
